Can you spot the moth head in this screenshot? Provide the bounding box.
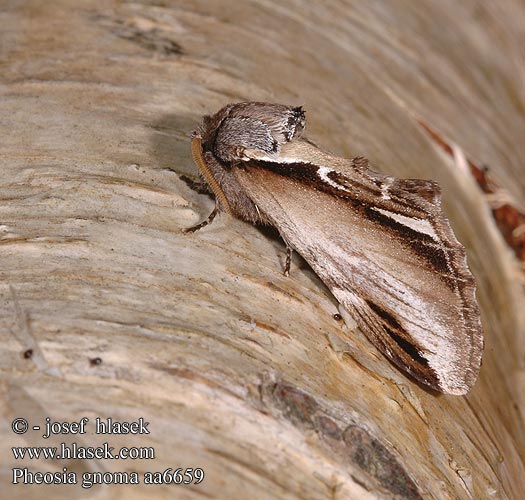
[283,105,306,141]
[195,102,306,164]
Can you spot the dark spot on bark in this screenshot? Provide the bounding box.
[89,357,102,366]
[23,349,33,359]
[116,26,183,55]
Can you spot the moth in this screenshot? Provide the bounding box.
[187,102,483,395]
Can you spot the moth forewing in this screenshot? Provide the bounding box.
[189,102,483,395]
[234,161,482,395]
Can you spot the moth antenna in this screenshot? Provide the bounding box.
[191,136,234,215]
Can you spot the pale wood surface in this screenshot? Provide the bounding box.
[1,1,524,499]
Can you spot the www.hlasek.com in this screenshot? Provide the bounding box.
[10,416,205,489]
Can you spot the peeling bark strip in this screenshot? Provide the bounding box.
[418,119,525,262]
[272,382,319,429]
[343,426,422,500]
[269,381,422,499]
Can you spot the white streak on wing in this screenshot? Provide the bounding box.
[249,158,353,195]
[381,179,392,200]
[243,151,308,164]
[333,283,457,391]
[279,156,310,164]
[372,207,439,241]
[317,166,351,192]
[324,235,459,391]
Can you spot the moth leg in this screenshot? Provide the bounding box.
[180,174,211,195]
[183,205,219,233]
[284,243,293,277]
